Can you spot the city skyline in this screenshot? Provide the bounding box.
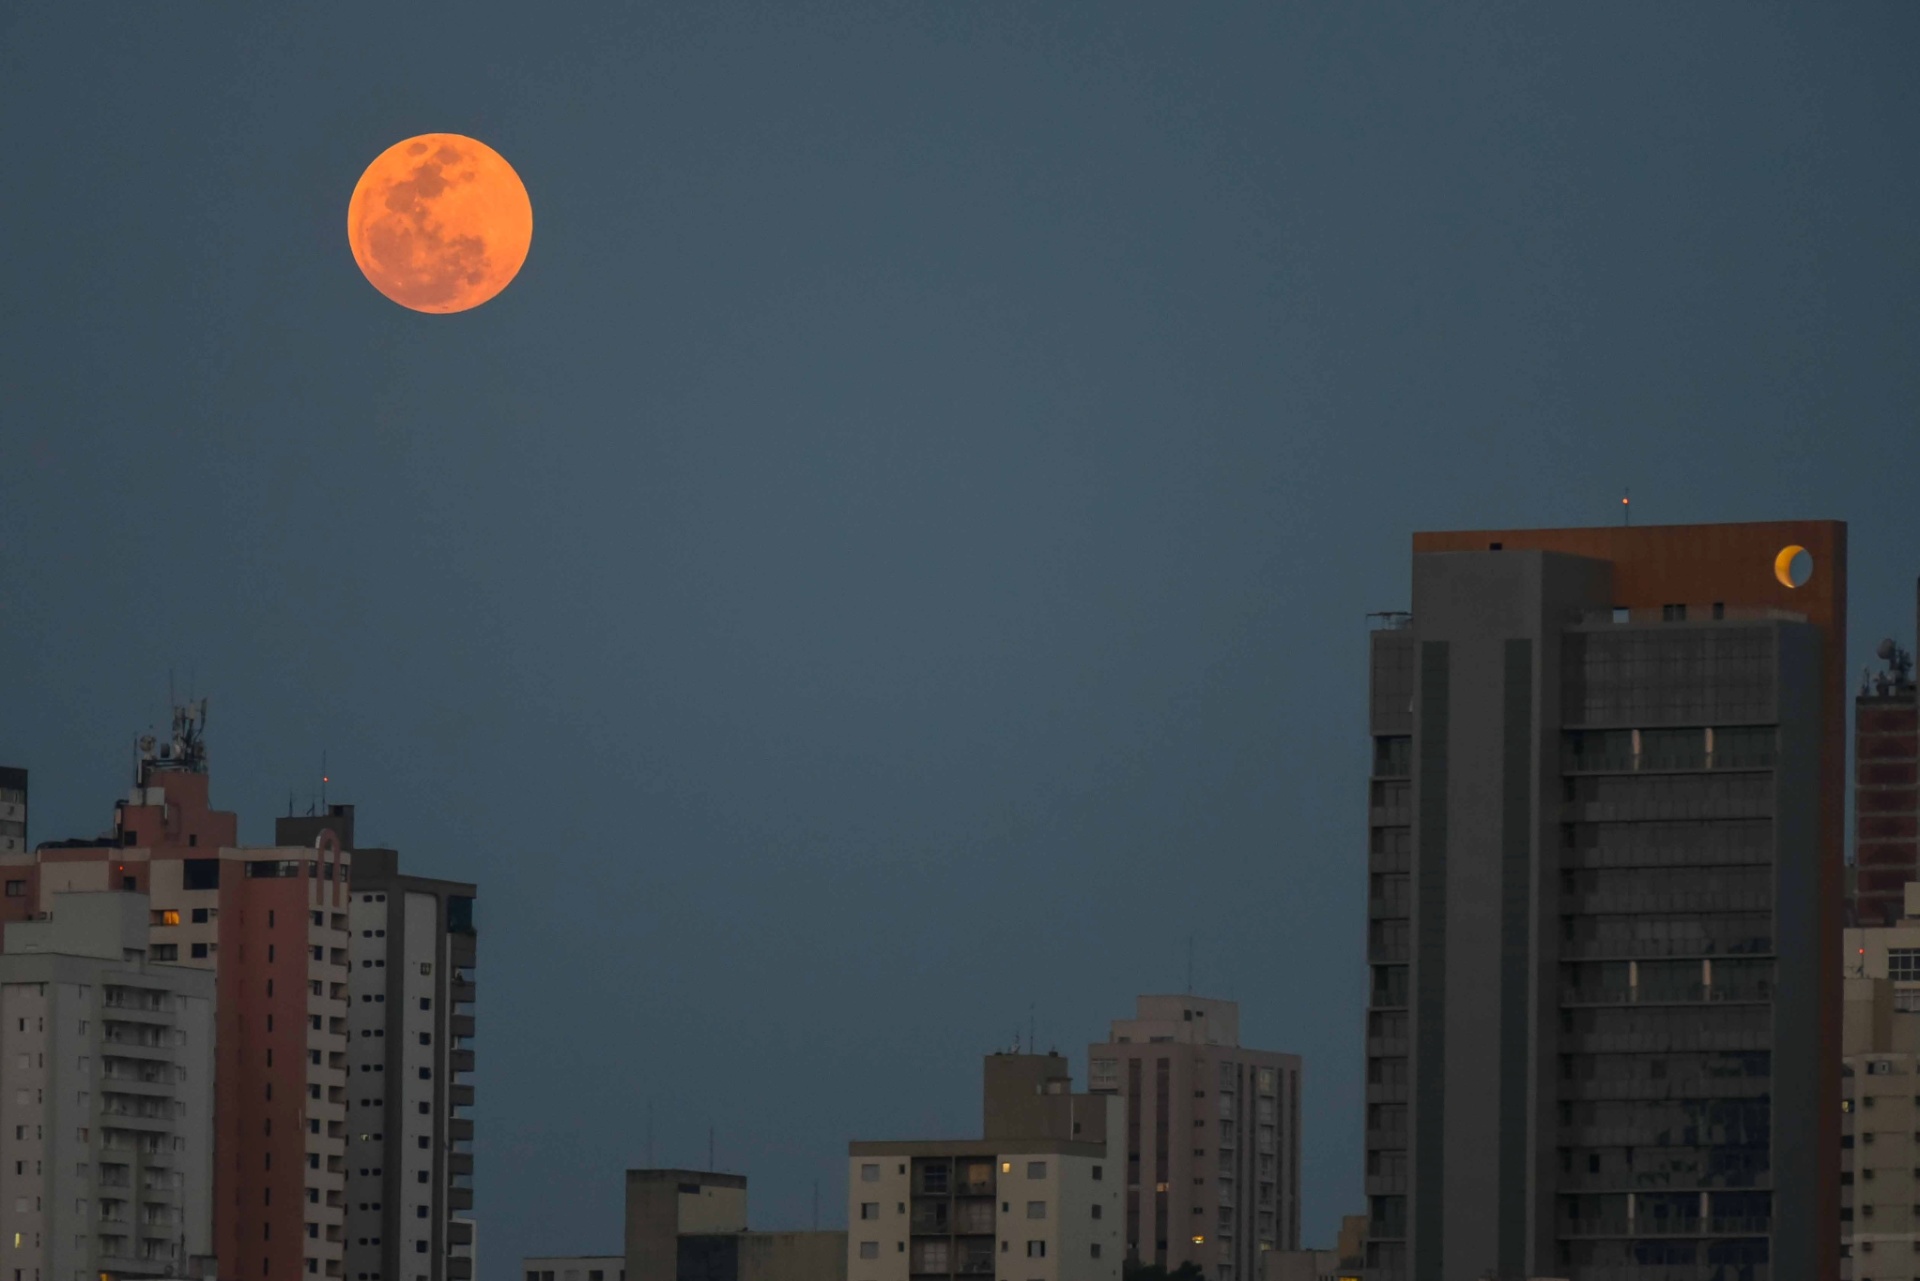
[4,3,1919,1273]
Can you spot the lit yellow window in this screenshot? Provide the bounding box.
[156,910,180,927]
[1192,1235,1205,1245]
[1001,1162,1011,1173]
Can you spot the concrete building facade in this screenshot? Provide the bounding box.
[0,767,25,859]
[522,1257,623,1281]
[1854,617,1919,928]
[1839,881,1920,1276]
[276,808,479,1281]
[8,705,354,1279]
[1085,996,1301,1281]
[1363,523,1846,1281]
[0,892,216,1281]
[625,1169,844,1281]
[847,1054,1122,1281]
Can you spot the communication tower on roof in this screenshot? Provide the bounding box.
[136,698,208,786]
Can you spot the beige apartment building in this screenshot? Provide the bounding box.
[625,1168,844,1281]
[1841,881,1920,1277]
[847,1054,1123,1281]
[523,1256,622,1281]
[1085,996,1300,1281]
[0,892,216,1281]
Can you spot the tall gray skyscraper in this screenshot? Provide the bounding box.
[1363,522,1843,1281]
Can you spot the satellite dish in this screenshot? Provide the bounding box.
[1880,638,1899,662]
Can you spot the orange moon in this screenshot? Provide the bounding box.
[347,134,533,313]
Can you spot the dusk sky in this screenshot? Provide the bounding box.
[3,1,1917,1263]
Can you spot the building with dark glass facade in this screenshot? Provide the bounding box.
[1363,522,1844,1281]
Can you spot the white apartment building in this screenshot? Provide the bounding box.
[848,1054,1123,1281]
[847,1145,1120,1281]
[521,1255,623,1281]
[303,826,477,1281]
[0,892,214,1281]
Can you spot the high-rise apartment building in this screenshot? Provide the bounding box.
[1084,996,1301,1281]
[0,767,26,857]
[847,1054,1122,1281]
[1853,607,1918,927]
[1363,522,1845,1281]
[0,891,216,1281]
[1838,880,1920,1275]
[17,704,354,1279]
[275,806,479,1281]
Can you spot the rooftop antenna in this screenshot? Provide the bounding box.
[320,751,329,810]
[1621,489,1631,527]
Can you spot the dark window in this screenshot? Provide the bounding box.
[191,943,209,959]
[2,882,22,898]
[183,859,220,890]
[419,1033,431,1046]
[447,896,475,935]
[121,877,136,892]
[247,860,302,879]
[418,1068,431,1080]
[191,908,209,923]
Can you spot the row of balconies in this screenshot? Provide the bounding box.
[1559,938,1775,962]
[1557,1215,1770,1239]
[1557,1078,1772,1103]
[1561,1031,1769,1054]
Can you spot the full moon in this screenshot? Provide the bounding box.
[347,133,533,313]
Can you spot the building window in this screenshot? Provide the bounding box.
[1091,1166,1102,1181]
[191,944,209,959]
[1091,1245,1102,1259]
[860,1164,880,1183]
[1026,1162,1046,1179]
[1026,1242,1046,1258]
[2,883,22,899]
[1891,950,1920,982]
[860,1204,879,1220]
[859,1243,879,1260]
[1092,1205,1102,1220]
